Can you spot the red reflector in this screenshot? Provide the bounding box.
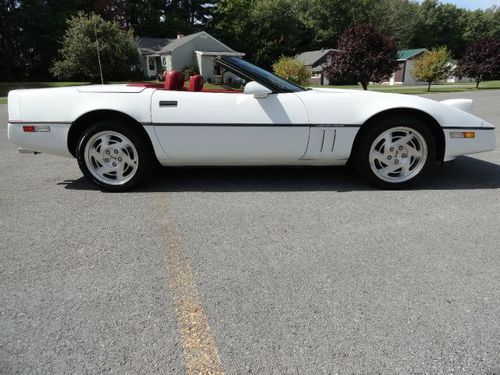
[23,126,35,132]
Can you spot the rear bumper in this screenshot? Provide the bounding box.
[8,122,73,158]
[444,125,496,161]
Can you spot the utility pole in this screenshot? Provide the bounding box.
[94,23,104,84]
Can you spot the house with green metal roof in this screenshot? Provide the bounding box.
[389,48,429,85]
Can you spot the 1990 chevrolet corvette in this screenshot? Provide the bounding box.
[8,56,496,191]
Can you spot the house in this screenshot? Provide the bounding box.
[295,49,338,85]
[137,31,245,83]
[446,60,470,83]
[388,48,468,85]
[389,48,428,85]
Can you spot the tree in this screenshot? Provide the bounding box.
[272,56,310,86]
[410,0,467,56]
[0,0,93,81]
[209,0,311,68]
[324,24,398,90]
[369,0,421,49]
[51,12,139,82]
[412,47,452,91]
[458,38,500,88]
[463,8,500,45]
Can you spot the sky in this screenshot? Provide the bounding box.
[425,0,500,9]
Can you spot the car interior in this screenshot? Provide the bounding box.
[128,68,242,94]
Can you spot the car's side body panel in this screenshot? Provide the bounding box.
[150,90,309,164]
[7,86,154,157]
[301,126,360,163]
[10,86,154,125]
[299,89,485,128]
[297,88,495,161]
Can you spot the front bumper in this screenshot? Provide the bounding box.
[443,123,496,161]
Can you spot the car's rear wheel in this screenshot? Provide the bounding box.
[353,116,436,188]
[76,120,155,191]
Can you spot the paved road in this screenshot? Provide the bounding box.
[1,90,499,374]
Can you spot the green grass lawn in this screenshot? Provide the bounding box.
[312,80,500,94]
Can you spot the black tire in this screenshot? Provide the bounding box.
[353,115,437,189]
[76,120,156,191]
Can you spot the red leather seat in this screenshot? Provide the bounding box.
[189,75,204,92]
[164,70,184,91]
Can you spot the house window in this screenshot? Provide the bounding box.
[148,57,155,71]
[161,56,167,67]
[311,72,321,78]
[214,63,222,76]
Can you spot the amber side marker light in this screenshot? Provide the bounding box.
[450,131,475,139]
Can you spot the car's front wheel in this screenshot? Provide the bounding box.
[76,120,155,191]
[353,117,436,188]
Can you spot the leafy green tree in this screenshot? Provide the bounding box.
[325,24,398,90]
[462,8,500,44]
[2,0,499,83]
[411,0,467,56]
[296,0,421,51]
[368,0,421,49]
[458,38,500,88]
[412,47,452,91]
[297,0,357,50]
[51,12,139,82]
[209,0,310,68]
[272,56,310,86]
[0,0,93,80]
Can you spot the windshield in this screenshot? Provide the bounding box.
[218,56,305,93]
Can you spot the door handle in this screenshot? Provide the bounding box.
[159,100,178,107]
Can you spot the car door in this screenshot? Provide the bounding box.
[150,89,309,165]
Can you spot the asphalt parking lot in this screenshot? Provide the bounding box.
[1,90,499,374]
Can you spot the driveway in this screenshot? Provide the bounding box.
[1,90,499,374]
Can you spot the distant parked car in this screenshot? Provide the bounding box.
[7,56,496,191]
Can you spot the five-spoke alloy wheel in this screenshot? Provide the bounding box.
[84,131,139,186]
[368,127,428,184]
[77,120,155,191]
[354,116,436,189]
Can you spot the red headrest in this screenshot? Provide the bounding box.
[165,70,184,91]
[189,75,204,92]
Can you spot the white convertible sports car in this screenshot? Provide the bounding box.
[8,56,496,191]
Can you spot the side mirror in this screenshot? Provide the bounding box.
[244,81,272,99]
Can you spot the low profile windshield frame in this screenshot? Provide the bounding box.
[214,56,306,94]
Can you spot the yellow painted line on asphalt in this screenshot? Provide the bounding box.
[156,194,225,375]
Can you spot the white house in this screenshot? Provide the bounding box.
[137,31,244,83]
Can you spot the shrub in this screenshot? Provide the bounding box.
[272,56,310,86]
